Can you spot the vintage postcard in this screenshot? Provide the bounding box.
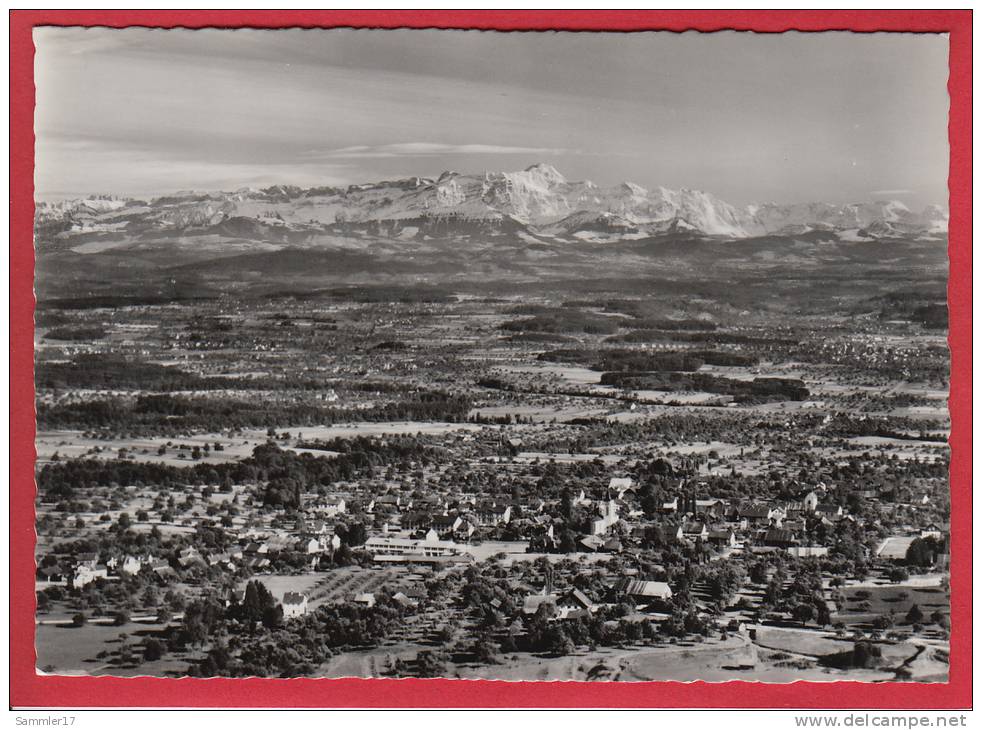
[10,10,971,710]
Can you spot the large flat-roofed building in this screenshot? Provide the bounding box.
[364,535,462,558]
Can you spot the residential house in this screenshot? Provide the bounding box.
[786,516,810,533]
[739,504,780,527]
[432,514,463,538]
[208,553,236,570]
[529,522,557,551]
[558,588,596,613]
[282,591,309,619]
[149,559,178,583]
[763,528,798,548]
[416,495,444,511]
[527,498,547,513]
[226,588,246,607]
[476,503,512,526]
[608,477,634,497]
[400,512,432,532]
[119,555,144,575]
[522,594,557,616]
[75,552,99,570]
[816,505,843,520]
[322,497,346,517]
[681,521,709,540]
[178,547,206,569]
[304,519,330,537]
[453,520,476,541]
[391,591,417,609]
[71,563,108,589]
[578,535,605,552]
[266,535,294,552]
[694,499,726,520]
[707,529,737,548]
[374,495,402,511]
[614,578,673,605]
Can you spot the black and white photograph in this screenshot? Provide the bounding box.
[32,27,951,682]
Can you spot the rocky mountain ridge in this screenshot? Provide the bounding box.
[36,163,948,246]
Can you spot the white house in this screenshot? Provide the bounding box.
[322,497,346,517]
[71,564,108,589]
[476,504,511,526]
[120,555,144,575]
[282,591,308,619]
[608,477,634,497]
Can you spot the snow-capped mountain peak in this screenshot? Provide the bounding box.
[35,165,949,244]
[521,162,566,186]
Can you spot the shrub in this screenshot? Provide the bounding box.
[906,604,924,624]
[143,638,165,662]
[415,650,448,678]
[852,641,882,668]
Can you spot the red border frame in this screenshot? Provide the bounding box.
[9,10,972,709]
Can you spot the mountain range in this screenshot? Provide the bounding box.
[32,164,950,304]
[36,163,948,249]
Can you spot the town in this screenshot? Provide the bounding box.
[32,277,951,682]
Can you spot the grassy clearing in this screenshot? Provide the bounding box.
[36,621,168,675]
[752,628,854,657]
[837,584,949,627]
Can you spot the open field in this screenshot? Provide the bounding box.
[36,620,178,676]
[837,584,950,627]
[36,422,489,467]
[313,630,943,683]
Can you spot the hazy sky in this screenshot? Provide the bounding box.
[34,28,949,207]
